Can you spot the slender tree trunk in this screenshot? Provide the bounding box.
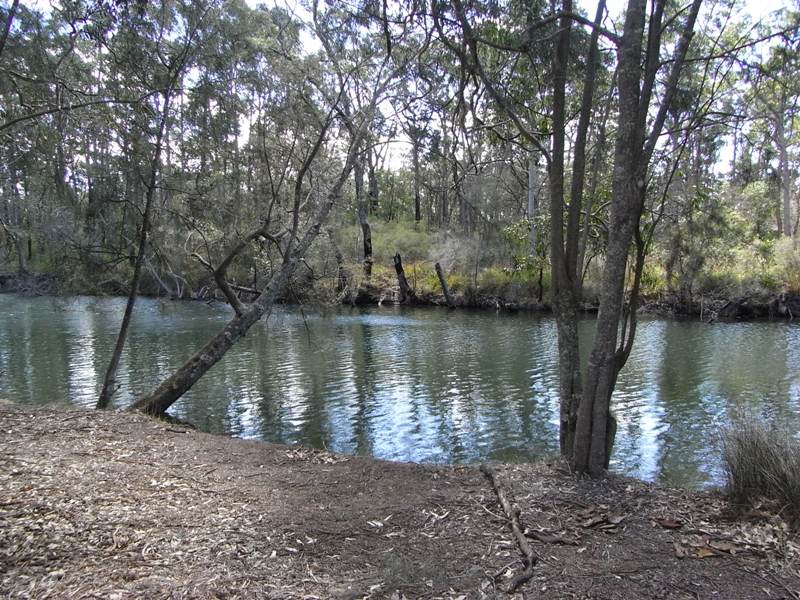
[367,152,379,214]
[548,0,585,457]
[327,229,348,294]
[776,101,792,237]
[577,75,614,284]
[452,152,468,234]
[354,149,373,278]
[570,0,649,474]
[413,139,422,225]
[527,155,539,251]
[97,92,172,410]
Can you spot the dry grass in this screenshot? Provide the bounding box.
[722,418,800,521]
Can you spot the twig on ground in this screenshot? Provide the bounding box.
[480,463,537,592]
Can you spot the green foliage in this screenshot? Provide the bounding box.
[477,265,549,301]
[445,271,467,293]
[371,221,432,264]
[774,239,800,293]
[502,217,547,275]
[693,271,740,297]
[639,262,667,296]
[477,266,513,293]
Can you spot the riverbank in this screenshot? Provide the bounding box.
[1,405,798,599]
[3,269,800,321]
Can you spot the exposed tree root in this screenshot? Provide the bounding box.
[480,463,537,592]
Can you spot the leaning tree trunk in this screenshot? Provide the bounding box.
[129,254,296,415]
[130,192,342,415]
[435,261,454,307]
[97,92,171,410]
[129,114,366,416]
[393,253,415,303]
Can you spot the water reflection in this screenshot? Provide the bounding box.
[1,293,799,488]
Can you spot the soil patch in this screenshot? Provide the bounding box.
[1,405,798,599]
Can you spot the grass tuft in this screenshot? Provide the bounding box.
[721,418,800,522]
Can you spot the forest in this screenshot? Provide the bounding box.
[1,0,800,471]
[3,2,800,596]
[1,0,798,307]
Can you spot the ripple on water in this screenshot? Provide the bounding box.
[3,296,800,487]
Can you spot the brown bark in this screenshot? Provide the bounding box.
[435,262,454,307]
[393,253,415,303]
[548,0,586,458]
[571,0,647,475]
[572,0,703,475]
[566,0,605,272]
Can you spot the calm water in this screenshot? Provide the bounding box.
[1,293,799,487]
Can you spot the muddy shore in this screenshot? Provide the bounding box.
[1,404,798,599]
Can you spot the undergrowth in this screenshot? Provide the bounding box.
[721,418,800,524]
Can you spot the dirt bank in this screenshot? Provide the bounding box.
[5,269,800,322]
[1,405,799,599]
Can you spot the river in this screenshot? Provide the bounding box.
[1,293,798,488]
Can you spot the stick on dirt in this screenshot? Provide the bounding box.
[480,463,537,592]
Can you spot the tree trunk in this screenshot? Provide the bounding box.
[130,167,353,416]
[413,139,422,225]
[367,152,379,214]
[527,155,539,251]
[354,147,373,277]
[549,0,584,458]
[14,234,26,275]
[435,261,454,307]
[572,0,647,475]
[97,91,171,410]
[128,81,374,415]
[393,253,415,303]
[777,100,792,237]
[327,229,348,294]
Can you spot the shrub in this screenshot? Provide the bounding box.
[640,262,666,296]
[371,221,432,264]
[477,266,513,296]
[774,238,800,294]
[693,270,739,297]
[721,418,800,522]
[446,271,467,293]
